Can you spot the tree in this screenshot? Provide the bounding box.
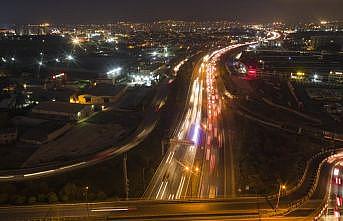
[13,195,26,205]
[27,196,37,204]
[60,183,80,201]
[96,191,107,200]
[37,194,47,202]
[47,192,58,204]
[0,193,8,204]
[59,194,69,202]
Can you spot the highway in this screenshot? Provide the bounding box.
[144,55,205,200]
[316,153,343,220]
[144,31,282,200]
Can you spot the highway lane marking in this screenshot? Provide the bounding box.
[91,207,129,212]
[156,181,165,199]
[160,181,168,199]
[176,175,186,199]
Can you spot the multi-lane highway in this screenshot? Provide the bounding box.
[144,54,205,200]
[316,153,343,220]
[144,31,282,200]
[145,44,247,200]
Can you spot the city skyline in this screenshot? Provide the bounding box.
[1,0,343,24]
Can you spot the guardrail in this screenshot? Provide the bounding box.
[266,148,333,202]
[285,148,339,214]
[287,148,335,196]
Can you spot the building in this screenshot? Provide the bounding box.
[0,95,16,110]
[31,101,93,121]
[0,128,17,144]
[70,84,127,105]
[311,35,343,51]
[20,121,71,145]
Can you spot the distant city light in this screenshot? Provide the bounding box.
[313,74,319,82]
[66,55,74,61]
[106,37,117,43]
[71,37,81,45]
[107,67,122,77]
[52,73,65,79]
[55,58,60,63]
[11,57,15,61]
[1,57,6,63]
[291,71,305,80]
[38,61,43,66]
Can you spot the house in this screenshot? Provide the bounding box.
[70,84,127,105]
[31,101,93,121]
[0,128,17,144]
[20,121,71,145]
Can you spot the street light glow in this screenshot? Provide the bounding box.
[66,55,74,61]
[107,67,122,77]
[71,37,81,45]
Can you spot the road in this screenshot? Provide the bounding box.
[316,153,343,220]
[144,47,230,200]
[144,31,282,200]
[144,55,205,200]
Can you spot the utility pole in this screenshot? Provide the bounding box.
[275,184,286,212]
[123,153,129,200]
[85,186,89,220]
[161,139,170,157]
[142,167,146,190]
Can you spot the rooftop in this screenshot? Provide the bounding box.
[82,84,125,97]
[32,101,89,114]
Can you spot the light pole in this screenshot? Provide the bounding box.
[186,166,200,198]
[85,186,89,220]
[275,184,286,212]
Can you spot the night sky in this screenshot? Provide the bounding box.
[1,0,343,24]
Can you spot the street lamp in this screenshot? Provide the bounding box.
[72,37,81,45]
[85,186,89,220]
[275,184,286,212]
[107,67,122,78]
[185,166,200,198]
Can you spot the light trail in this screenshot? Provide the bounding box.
[176,176,186,199]
[145,31,281,200]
